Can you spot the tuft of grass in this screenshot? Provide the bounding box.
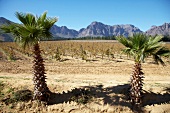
[2,89,33,105]
[13,89,33,102]
[0,81,4,89]
[0,81,5,98]
[70,88,94,104]
[6,87,15,94]
[0,76,12,79]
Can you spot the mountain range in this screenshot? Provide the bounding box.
[0,17,170,41]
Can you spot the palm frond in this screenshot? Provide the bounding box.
[149,35,163,44]
[130,34,148,50]
[116,36,133,48]
[1,23,17,33]
[15,12,27,25]
[122,48,133,56]
[15,12,36,26]
[117,34,170,64]
[153,47,170,66]
[153,55,165,66]
[39,11,47,24]
[156,47,170,56]
[1,12,58,49]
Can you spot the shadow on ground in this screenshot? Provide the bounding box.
[48,84,170,109]
[142,90,170,106]
[164,87,170,93]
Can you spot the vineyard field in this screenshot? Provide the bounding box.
[0,40,170,112]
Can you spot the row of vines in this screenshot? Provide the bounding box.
[1,41,170,62]
[39,41,125,61]
[0,42,32,61]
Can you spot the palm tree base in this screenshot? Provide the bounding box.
[32,43,51,102]
[130,62,144,108]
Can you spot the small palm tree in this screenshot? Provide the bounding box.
[1,12,57,102]
[116,34,170,109]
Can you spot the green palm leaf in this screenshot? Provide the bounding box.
[1,12,58,48]
[116,34,170,64]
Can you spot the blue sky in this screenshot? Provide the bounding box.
[0,0,170,31]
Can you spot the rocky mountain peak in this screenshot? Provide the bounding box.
[50,25,78,38]
[91,21,104,25]
[87,21,107,29]
[61,26,67,29]
[0,17,170,41]
[0,17,12,25]
[79,28,85,33]
[78,22,143,37]
[162,23,170,29]
[145,22,170,36]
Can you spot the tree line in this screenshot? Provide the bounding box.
[51,35,170,41]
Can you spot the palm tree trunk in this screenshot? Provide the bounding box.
[32,43,50,102]
[130,62,144,109]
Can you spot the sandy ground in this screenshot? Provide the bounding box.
[0,56,170,112]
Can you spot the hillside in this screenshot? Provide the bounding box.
[0,17,170,41]
[0,17,14,41]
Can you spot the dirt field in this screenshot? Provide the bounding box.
[0,53,170,113]
[0,41,170,113]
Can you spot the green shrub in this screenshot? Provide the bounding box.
[2,89,33,105]
[70,88,94,104]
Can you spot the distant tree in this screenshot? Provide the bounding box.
[1,12,57,102]
[116,34,170,110]
[162,35,170,42]
[75,36,116,40]
[54,47,61,61]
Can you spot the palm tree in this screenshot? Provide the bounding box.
[1,12,57,102]
[116,34,170,109]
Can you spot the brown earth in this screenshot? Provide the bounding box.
[0,55,170,113]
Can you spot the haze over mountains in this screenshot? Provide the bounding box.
[0,17,170,41]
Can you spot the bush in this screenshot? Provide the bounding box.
[2,89,33,105]
[13,89,33,102]
[70,88,94,104]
